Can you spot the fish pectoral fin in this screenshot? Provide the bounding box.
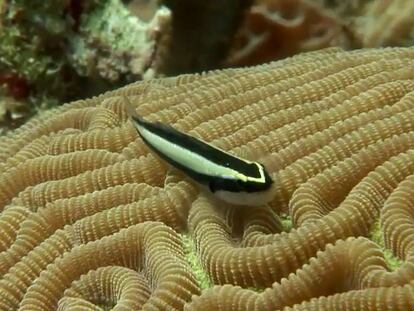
[208,181,216,193]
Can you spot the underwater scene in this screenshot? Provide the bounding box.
[0,0,414,310]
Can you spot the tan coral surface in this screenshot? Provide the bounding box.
[353,0,414,48]
[226,0,348,67]
[0,47,414,310]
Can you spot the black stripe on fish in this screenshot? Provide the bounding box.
[124,96,274,198]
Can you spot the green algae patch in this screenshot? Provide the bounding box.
[181,233,212,290]
[369,217,403,271]
[281,214,293,232]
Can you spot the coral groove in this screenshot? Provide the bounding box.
[0,47,414,310]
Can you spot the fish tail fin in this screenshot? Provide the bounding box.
[122,95,145,124]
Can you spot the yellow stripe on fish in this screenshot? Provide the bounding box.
[124,95,276,206]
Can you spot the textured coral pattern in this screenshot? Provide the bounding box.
[354,0,414,47]
[1,47,414,310]
[226,0,348,66]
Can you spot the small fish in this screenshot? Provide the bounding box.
[124,95,276,206]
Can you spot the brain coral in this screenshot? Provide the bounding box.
[0,46,414,310]
[353,0,414,48]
